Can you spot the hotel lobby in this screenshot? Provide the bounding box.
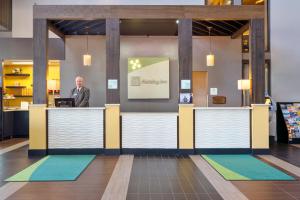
[1,0,300,200]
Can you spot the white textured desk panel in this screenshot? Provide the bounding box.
[195,108,250,149]
[121,113,178,149]
[48,108,104,149]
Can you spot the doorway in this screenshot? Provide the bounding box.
[192,71,208,107]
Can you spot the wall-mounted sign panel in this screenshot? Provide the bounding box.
[210,88,218,96]
[181,80,191,90]
[128,57,170,99]
[108,79,118,89]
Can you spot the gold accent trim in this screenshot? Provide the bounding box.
[179,104,194,149]
[105,104,120,149]
[29,104,47,150]
[251,104,269,149]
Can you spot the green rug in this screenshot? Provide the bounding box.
[202,155,295,181]
[6,155,95,182]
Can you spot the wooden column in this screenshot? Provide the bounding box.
[33,19,48,104]
[250,19,265,104]
[106,18,120,104]
[178,19,193,94]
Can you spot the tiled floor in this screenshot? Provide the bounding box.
[240,144,300,200]
[0,146,39,187]
[7,156,118,200]
[233,181,300,200]
[4,139,300,200]
[271,143,300,167]
[0,138,27,150]
[127,156,223,200]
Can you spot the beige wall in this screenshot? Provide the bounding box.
[60,36,242,110]
[271,1,300,102]
[193,37,242,107]
[60,36,106,107]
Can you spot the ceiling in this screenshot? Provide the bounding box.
[49,19,248,37]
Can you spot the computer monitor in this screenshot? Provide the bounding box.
[55,98,75,107]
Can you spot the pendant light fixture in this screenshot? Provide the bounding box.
[83,30,92,66]
[206,27,215,67]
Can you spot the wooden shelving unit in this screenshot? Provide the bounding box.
[6,86,26,89]
[14,95,33,98]
[5,86,26,89]
[5,73,30,77]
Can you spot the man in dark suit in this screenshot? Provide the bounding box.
[70,76,90,107]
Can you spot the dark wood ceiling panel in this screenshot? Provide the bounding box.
[49,19,248,36]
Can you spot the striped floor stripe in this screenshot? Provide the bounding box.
[101,155,134,200]
[0,182,27,200]
[0,141,29,155]
[190,155,248,200]
[258,155,300,177]
[291,144,300,149]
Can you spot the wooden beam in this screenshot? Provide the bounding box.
[48,23,65,40]
[33,5,264,20]
[178,19,193,94]
[193,20,227,35]
[250,19,265,104]
[231,22,249,39]
[206,21,233,34]
[0,0,12,31]
[106,19,120,104]
[33,19,48,104]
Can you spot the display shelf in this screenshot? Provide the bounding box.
[277,102,300,144]
[5,86,26,89]
[5,73,30,77]
[14,95,33,98]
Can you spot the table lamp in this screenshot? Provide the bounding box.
[48,80,58,106]
[238,79,250,106]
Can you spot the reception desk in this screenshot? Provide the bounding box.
[28,104,269,156]
[47,107,105,154]
[194,107,251,153]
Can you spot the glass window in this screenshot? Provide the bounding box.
[242,0,264,5]
[206,0,233,6]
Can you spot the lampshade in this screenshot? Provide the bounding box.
[83,54,92,66]
[206,54,215,67]
[238,79,251,90]
[48,79,58,90]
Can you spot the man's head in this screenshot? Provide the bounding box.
[75,76,84,88]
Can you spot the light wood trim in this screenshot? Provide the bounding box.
[29,104,47,150]
[105,104,120,149]
[251,104,269,149]
[101,155,133,200]
[33,5,264,20]
[179,105,194,149]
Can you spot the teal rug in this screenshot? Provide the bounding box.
[203,154,295,181]
[6,155,95,182]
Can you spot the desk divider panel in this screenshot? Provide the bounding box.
[122,113,177,149]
